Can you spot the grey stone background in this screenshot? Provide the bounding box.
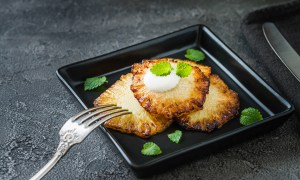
[1,0,299,179]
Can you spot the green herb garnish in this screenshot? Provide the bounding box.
[240,107,263,126]
[150,62,172,76]
[176,62,192,78]
[84,76,107,91]
[168,130,182,144]
[185,49,205,62]
[141,142,162,156]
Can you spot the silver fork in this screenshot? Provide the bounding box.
[30,104,131,180]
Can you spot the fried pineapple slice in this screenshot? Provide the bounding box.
[94,73,173,138]
[177,74,240,132]
[131,58,210,119]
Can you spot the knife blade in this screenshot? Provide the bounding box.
[262,22,300,82]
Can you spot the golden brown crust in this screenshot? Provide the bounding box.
[176,74,240,132]
[130,58,210,119]
[94,73,173,138]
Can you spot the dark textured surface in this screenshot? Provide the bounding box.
[1,0,299,180]
[241,1,300,117]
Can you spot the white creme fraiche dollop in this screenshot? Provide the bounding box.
[143,68,180,92]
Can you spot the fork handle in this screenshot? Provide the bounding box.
[30,141,71,180]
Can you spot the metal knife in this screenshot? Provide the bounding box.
[262,22,300,82]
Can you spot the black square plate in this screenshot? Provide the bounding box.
[57,24,294,177]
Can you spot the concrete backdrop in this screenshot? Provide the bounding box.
[1,0,299,179]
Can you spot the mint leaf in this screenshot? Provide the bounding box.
[168,130,182,144]
[141,142,162,156]
[240,107,263,126]
[150,62,172,76]
[185,49,205,61]
[176,62,192,78]
[84,76,107,91]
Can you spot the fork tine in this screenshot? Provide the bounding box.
[83,109,130,128]
[83,109,129,127]
[76,106,121,124]
[89,111,132,129]
[71,104,115,122]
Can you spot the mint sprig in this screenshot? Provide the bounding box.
[84,76,107,91]
[141,142,162,156]
[240,107,263,126]
[150,62,172,76]
[185,49,205,62]
[176,62,192,78]
[168,130,182,144]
